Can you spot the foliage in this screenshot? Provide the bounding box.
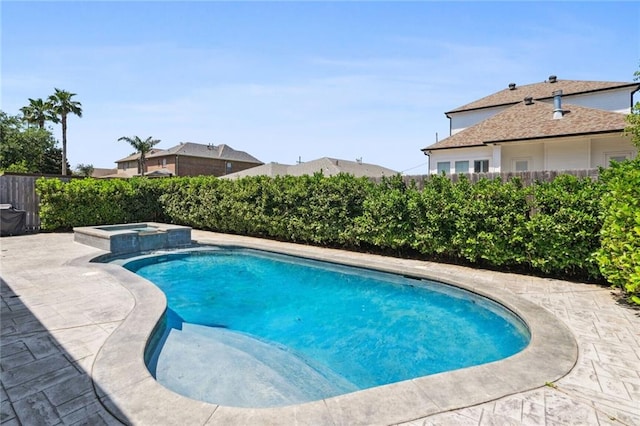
[624,66,640,149]
[37,172,613,282]
[0,111,65,174]
[160,173,372,245]
[48,88,82,175]
[596,159,640,305]
[36,177,166,231]
[75,163,95,177]
[355,175,414,251]
[20,98,58,129]
[525,175,604,279]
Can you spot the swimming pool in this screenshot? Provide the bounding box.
[122,248,530,408]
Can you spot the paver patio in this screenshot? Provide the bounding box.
[1,232,639,425]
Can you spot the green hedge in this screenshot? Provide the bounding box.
[596,159,640,304]
[36,177,167,230]
[35,170,640,303]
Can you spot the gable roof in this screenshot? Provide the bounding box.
[148,142,262,164]
[115,148,166,163]
[115,143,262,164]
[222,157,398,179]
[447,78,638,114]
[424,100,628,151]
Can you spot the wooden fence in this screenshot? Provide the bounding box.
[397,169,600,190]
[0,173,77,232]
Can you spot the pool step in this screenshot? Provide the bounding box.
[153,323,357,408]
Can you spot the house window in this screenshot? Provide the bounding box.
[474,160,489,173]
[162,158,167,167]
[515,160,529,172]
[436,161,450,175]
[455,161,469,174]
[605,151,632,164]
[226,162,233,174]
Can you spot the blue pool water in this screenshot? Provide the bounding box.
[124,248,530,407]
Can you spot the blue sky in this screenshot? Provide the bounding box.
[2,1,639,172]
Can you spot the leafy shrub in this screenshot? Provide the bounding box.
[451,177,529,267]
[37,171,611,284]
[596,159,640,304]
[354,175,415,251]
[526,175,604,279]
[36,177,164,230]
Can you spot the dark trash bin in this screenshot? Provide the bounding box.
[1,204,26,236]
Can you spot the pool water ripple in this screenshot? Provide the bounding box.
[124,248,530,408]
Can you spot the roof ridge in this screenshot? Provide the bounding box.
[447,79,639,114]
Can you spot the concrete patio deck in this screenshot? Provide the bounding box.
[1,231,639,425]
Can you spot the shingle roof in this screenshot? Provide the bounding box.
[447,79,638,114]
[115,148,166,163]
[222,157,398,179]
[423,100,627,151]
[147,142,262,164]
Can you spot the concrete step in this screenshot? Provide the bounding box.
[154,323,357,408]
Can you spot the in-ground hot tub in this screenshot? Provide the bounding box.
[74,222,192,254]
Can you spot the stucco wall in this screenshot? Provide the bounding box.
[501,143,545,172]
[449,106,510,135]
[427,146,493,174]
[591,136,638,168]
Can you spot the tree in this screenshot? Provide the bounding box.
[0,111,62,173]
[75,163,94,177]
[20,98,58,129]
[117,136,160,176]
[624,66,640,149]
[48,88,82,175]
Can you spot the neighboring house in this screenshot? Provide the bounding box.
[114,143,263,177]
[90,168,117,178]
[222,157,398,179]
[422,75,639,174]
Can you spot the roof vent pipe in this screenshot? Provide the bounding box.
[548,75,557,83]
[508,83,516,90]
[553,90,563,119]
[524,97,533,105]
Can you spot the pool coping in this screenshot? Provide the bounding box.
[80,235,578,425]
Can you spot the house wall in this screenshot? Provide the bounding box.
[147,156,176,174]
[562,88,634,114]
[427,146,493,174]
[157,156,261,177]
[117,160,138,175]
[501,143,545,172]
[497,134,637,172]
[449,106,510,135]
[590,135,638,168]
[544,139,590,171]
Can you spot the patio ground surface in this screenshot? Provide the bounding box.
[1,231,639,425]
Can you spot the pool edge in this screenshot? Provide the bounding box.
[85,234,578,425]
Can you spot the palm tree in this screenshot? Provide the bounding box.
[48,88,82,175]
[117,136,161,176]
[20,98,58,129]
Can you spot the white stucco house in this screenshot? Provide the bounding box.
[422,75,639,174]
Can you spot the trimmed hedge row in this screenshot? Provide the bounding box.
[596,159,640,305]
[35,168,639,303]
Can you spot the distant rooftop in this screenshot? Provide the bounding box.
[222,157,398,179]
[116,142,262,164]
